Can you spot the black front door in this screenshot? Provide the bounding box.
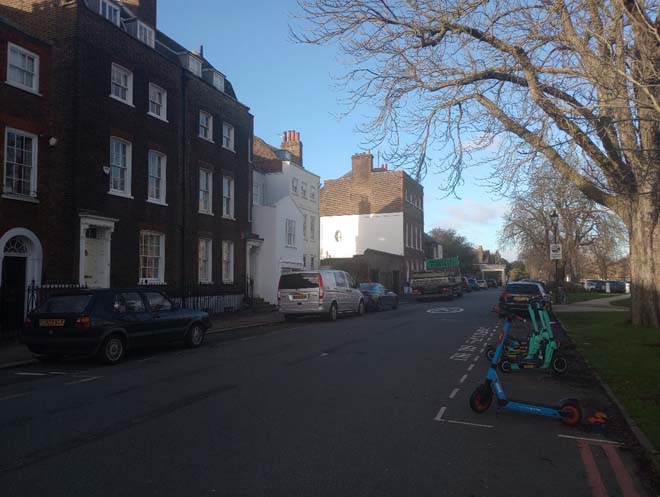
[1,257,27,336]
[392,270,400,295]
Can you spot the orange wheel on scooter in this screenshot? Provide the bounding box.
[560,402,582,426]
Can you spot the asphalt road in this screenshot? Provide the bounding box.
[0,289,650,497]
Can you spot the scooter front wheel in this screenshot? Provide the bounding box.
[469,384,493,413]
[499,360,512,373]
[485,346,496,361]
[559,400,582,426]
[552,355,568,374]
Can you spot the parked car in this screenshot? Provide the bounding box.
[486,279,497,288]
[584,279,606,292]
[499,281,553,315]
[606,280,627,293]
[468,278,480,291]
[358,283,398,311]
[278,270,365,321]
[477,279,488,289]
[21,289,211,364]
[462,277,472,293]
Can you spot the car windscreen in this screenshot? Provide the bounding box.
[279,273,320,290]
[505,284,541,295]
[38,294,93,313]
[359,284,379,291]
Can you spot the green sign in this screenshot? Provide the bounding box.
[425,257,460,269]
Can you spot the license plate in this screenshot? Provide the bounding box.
[291,293,307,301]
[513,296,528,302]
[40,319,65,327]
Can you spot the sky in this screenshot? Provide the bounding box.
[157,0,516,261]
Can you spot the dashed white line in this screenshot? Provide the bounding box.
[138,356,156,363]
[449,388,460,399]
[14,372,46,376]
[241,336,257,341]
[48,371,68,375]
[459,374,468,384]
[473,356,479,362]
[0,392,29,401]
[437,419,494,428]
[557,434,621,445]
[64,376,101,386]
[467,364,475,371]
[434,406,447,421]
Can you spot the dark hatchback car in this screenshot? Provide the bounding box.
[21,289,211,364]
[469,278,480,291]
[358,283,398,311]
[499,282,552,315]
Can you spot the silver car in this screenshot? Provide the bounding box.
[278,270,365,321]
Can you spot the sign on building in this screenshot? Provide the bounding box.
[550,244,562,260]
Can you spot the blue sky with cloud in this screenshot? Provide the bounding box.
[158,0,516,261]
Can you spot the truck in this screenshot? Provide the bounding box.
[410,257,463,301]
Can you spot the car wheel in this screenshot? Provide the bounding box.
[99,334,126,365]
[327,303,338,321]
[185,323,205,348]
[357,300,365,316]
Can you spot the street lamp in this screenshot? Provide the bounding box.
[550,209,560,301]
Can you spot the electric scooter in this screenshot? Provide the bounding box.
[485,303,551,362]
[469,311,585,426]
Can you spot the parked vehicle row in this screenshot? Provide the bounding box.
[583,279,628,293]
[498,281,553,315]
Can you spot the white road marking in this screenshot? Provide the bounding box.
[138,356,156,363]
[64,376,100,386]
[557,434,621,445]
[473,356,479,362]
[14,372,46,376]
[0,392,29,401]
[437,418,494,428]
[450,353,472,361]
[48,372,68,375]
[241,336,257,341]
[459,374,468,383]
[458,345,477,352]
[467,364,475,371]
[449,388,459,399]
[320,352,329,357]
[434,406,447,421]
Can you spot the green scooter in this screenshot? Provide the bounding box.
[485,303,550,361]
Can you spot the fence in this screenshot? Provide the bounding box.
[138,281,246,315]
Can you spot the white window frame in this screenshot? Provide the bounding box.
[222,240,234,284]
[139,231,165,284]
[99,0,120,26]
[110,63,133,106]
[310,215,316,242]
[3,127,38,200]
[147,150,167,205]
[222,122,234,151]
[6,42,39,94]
[301,181,307,199]
[303,255,307,269]
[212,71,225,92]
[310,186,316,201]
[303,213,308,240]
[148,83,167,121]
[252,182,260,206]
[286,219,296,247]
[199,110,213,142]
[310,255,315,270]
[291,177,298,195]
[109,136,132,198]
[222,176,235,219]
[188,55,203,77]
[137,21,155,48]
[199,168,213,215]
[198,238,213,283]
[248,138,252,163]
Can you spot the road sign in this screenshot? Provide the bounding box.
[550,244,562,260]
[425,257,460,270]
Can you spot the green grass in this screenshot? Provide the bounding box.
[610,297,632,308]
[560,312,660,450]
[566,292,611,303]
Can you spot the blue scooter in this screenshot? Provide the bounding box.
[469,311,583,426]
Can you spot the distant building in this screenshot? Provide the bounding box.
[320,152,425,284]
[423,234,443,262]
[250,131,320,304]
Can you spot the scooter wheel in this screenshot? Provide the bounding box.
[499,360,512,373]
[552,355,568,374]
[469,385,493,413]
[559,401,582,426]
[485,347,496,361]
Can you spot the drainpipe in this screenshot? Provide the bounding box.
[180,69,188,296]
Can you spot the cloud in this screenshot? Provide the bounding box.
[436,199,509,229]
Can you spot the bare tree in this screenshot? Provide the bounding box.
[294,0,660,326]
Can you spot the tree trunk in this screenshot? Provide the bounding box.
[629,198,660,327]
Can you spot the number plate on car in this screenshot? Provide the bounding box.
[513,296,528,302]
[291,293,307,301]
[40,319,65,327]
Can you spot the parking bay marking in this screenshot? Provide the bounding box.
[64,376,101,386]
[449,388,459,399]
[0,392,29,402]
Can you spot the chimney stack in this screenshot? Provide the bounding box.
[351,152,373,180]
[123,0,158,27]
[281,129,303,167]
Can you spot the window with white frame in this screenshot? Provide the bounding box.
[148,83,167,120]
[199,168,212,214]
[222,240,234,284]
[303,213,308,239]
[222,122,234,151]
[187,55,202,77]
[291,177,298,195]
[303,255,307,269]
[248,138,252,163]
[6,43,39,93]
[286,219,296,247]
[310,215,316,241]
[252,183,261,206]
[310,186,316,201]
[199,111,213,141]
[110,63,133,105]
[109,137,131,196]
[198,238,212,283]
[139,231,165,283]
[212,71,225,92]
[301,181,307,199]
[222,176,234,218]
[147,150,166,204]
[137,21,155,48]
[310,255,315,270]
[99,0,120,26]
[3,128,37,197]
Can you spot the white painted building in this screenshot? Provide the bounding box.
[248,132,321,304]
[320,213,404,259]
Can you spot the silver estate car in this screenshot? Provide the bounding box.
[278,270,365,321]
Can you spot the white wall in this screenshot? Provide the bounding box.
[320,213,404,259]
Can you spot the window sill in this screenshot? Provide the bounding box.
[198,136,214,144]
[109,94,135,107]
[5,80,41,96]
[285,245,296,249]
[221,215,236,221]
[198,210,214,216]
[222,280,235,285]
[147,112,169,123]
[138,280,166,285]
[222,145,235,153]
[147,198,168,206]
[1,193,39,204]
[108,190,134,199]
[199,281,214,285]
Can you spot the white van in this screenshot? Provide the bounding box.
[277,270,365,321]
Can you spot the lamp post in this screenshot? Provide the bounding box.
[550,209,559,301]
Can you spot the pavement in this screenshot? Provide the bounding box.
[0,289,654,497]
[555,294,630,313]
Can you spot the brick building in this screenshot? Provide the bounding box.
[320,152,425,284]
[0,0,253,334]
